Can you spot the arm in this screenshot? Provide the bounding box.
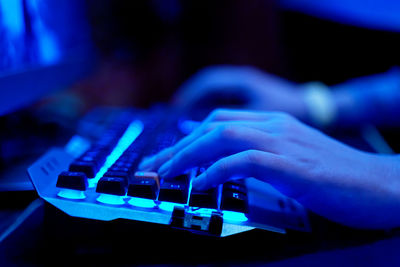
[172,65,400,128]
[330,67,400,127]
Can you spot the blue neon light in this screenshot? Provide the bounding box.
[128,197,157,209]
[223,211,248,222]
[89,120,144,188]
[158,202,185,212]
[57,189,86,200]
[96,194,125,205]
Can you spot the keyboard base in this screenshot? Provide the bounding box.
[28,146,310,237]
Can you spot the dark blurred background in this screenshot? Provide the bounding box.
[75,0,400,109]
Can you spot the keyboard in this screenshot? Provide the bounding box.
[28,107,310,237]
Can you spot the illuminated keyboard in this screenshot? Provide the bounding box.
[28,107,310,237]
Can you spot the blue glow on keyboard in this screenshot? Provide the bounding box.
[128,197,156,208]
[96,194,125,205]
[158,202,184,212]
[89,120,144,188]
[223,211,248,222]
[57,189,86,200]
[64,135,91,158]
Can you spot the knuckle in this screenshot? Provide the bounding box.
[215,124,239,140]
[274,113,296,134]
[243,149,264,166]
[208,108,227,121]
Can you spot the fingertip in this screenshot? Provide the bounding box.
[158,160,172,179]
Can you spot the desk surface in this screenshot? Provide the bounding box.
[0,196,399,266]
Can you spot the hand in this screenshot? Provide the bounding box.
[140,109,400,229]
[173,65,308,119]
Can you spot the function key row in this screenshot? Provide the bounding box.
[57,168,248,213]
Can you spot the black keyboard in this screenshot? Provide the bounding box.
[28,107,310,237]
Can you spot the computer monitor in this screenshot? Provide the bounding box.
[0,0,95,115]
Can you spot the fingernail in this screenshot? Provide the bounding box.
[158,160,172,178]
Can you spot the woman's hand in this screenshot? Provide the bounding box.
[173,65,308,119]
[140,109,400,229]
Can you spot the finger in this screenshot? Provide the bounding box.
[139,109,287,171]
[139,119,274,171]
[204,109,284,124]
[158,125,276,179]
[192,150,287,190]
[138,147,175,171]
[138,125,209,171]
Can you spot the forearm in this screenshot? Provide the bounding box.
[297,152,400,230]
[339,153,400,229]
[331,67,400,127]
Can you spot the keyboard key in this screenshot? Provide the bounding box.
[221,190,248,213]
[56,171,88,191]
[69,161,97,178]
[104,171,129,179]
[127,172,160,199]
[108,166,131,173]
[96,177,127,196]
[133,171,160,186]
[173,174,190,180]
[158,180,189,204]
[223,181,247,194]
[113,161,134,168]
[128,178,159,199]
[189,188,218,209]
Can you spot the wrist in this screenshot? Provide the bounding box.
[300,82,337,128]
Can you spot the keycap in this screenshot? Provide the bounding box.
[56,171,88,191]
[108,166,131,173]
[172,174,190,181]
[104,171,129,179]
[96,177,127,196]
[133,172,160,186]
[223,181,247,194]
[158,180,189,204]
[128,179,159,199]
[79,151,107,166]
[189,188,218,209]
[127,172,160,199]
[69,161,98,178]
[221,190,248,213]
